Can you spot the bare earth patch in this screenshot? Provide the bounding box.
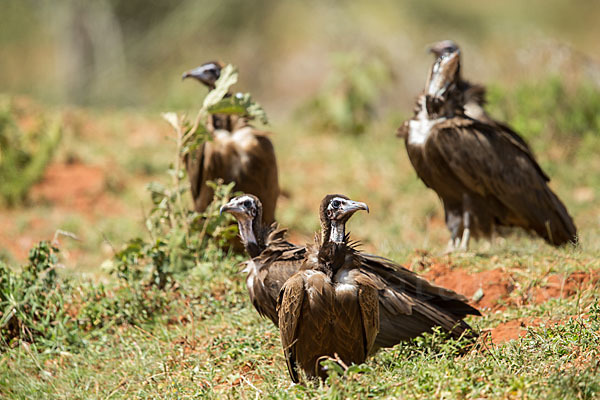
[424,263,514,310]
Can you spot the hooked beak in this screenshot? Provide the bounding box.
[220,203,241,216]
[181,65,216,86]
[339,200,369,219]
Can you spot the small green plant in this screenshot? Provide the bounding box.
[296,52,393,135]
[0,96,62,206]
[0,242,78,350]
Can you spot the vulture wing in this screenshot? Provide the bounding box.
[247,227,305,325]
[430,118,576,245]
[356,275,380,357]
[277,274,305,383]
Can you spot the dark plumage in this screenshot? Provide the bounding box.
[182,61,279,225]
[220,195,305,325]
[399,47,577,250]
[278,195,378,382]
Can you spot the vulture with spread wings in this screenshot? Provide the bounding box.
[398,48,577,251]
[182,62,279,225]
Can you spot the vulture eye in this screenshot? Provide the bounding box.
[243,200,252,208]
[331,199,341,209]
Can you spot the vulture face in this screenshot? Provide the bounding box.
[321,194,369,225]
[220,194,261,247]
[428,40,460,58]
[220,194,260,221]
[182,61,223,89]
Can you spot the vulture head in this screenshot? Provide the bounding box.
[220,194,264,257]
[319,194,369,245]
[182,61,224,90]
[428,40,460,58]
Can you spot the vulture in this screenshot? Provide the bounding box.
[278,194,378,382]
[220,194,306,325]
[182,61,279,225]
[223,193,479,379]
[277,195,480,382]
[398,48,578,251]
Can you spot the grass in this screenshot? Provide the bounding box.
[0,75,600,398]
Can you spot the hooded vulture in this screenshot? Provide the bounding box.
[278,194,378,382]
[223,193,479,375]
[398,48,577,251]
[182,61,279,225]
[220,194,306,325]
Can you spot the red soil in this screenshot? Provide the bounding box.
[526,271,600,304]
[29,161,122,216]
[424,263,514,310]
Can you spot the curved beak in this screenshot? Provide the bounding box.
[340,199,369,218]
[181,65,215,86]
[219,203,239,216]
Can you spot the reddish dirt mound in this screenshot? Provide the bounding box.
[527,271,600,304]
[30,162,122,216]
[424,263,514,310]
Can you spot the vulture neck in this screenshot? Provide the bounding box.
[317,219,349,277]
[237,215,265,258]
[329,220,346,245]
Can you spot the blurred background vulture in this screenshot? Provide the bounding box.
[182,61,279,225]
[220,194,306,325]
[399,47,578,251]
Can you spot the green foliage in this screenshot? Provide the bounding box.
[296,52,393,135]
[487,77,600,155]
[0,96,61,206]
[110,179,237,289]
[0,242,78,350]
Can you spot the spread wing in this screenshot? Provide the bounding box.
[277,274,305,383]
[430,118,576,244]
[358,253,480,349]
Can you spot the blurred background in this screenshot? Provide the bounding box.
[1,0,600,272]
[3,0,600,112]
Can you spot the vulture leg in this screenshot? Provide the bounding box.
[459,194,473,251]
[444,205,463,253]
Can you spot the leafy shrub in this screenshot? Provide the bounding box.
[0,96,62,206]
[296,52,393,135]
